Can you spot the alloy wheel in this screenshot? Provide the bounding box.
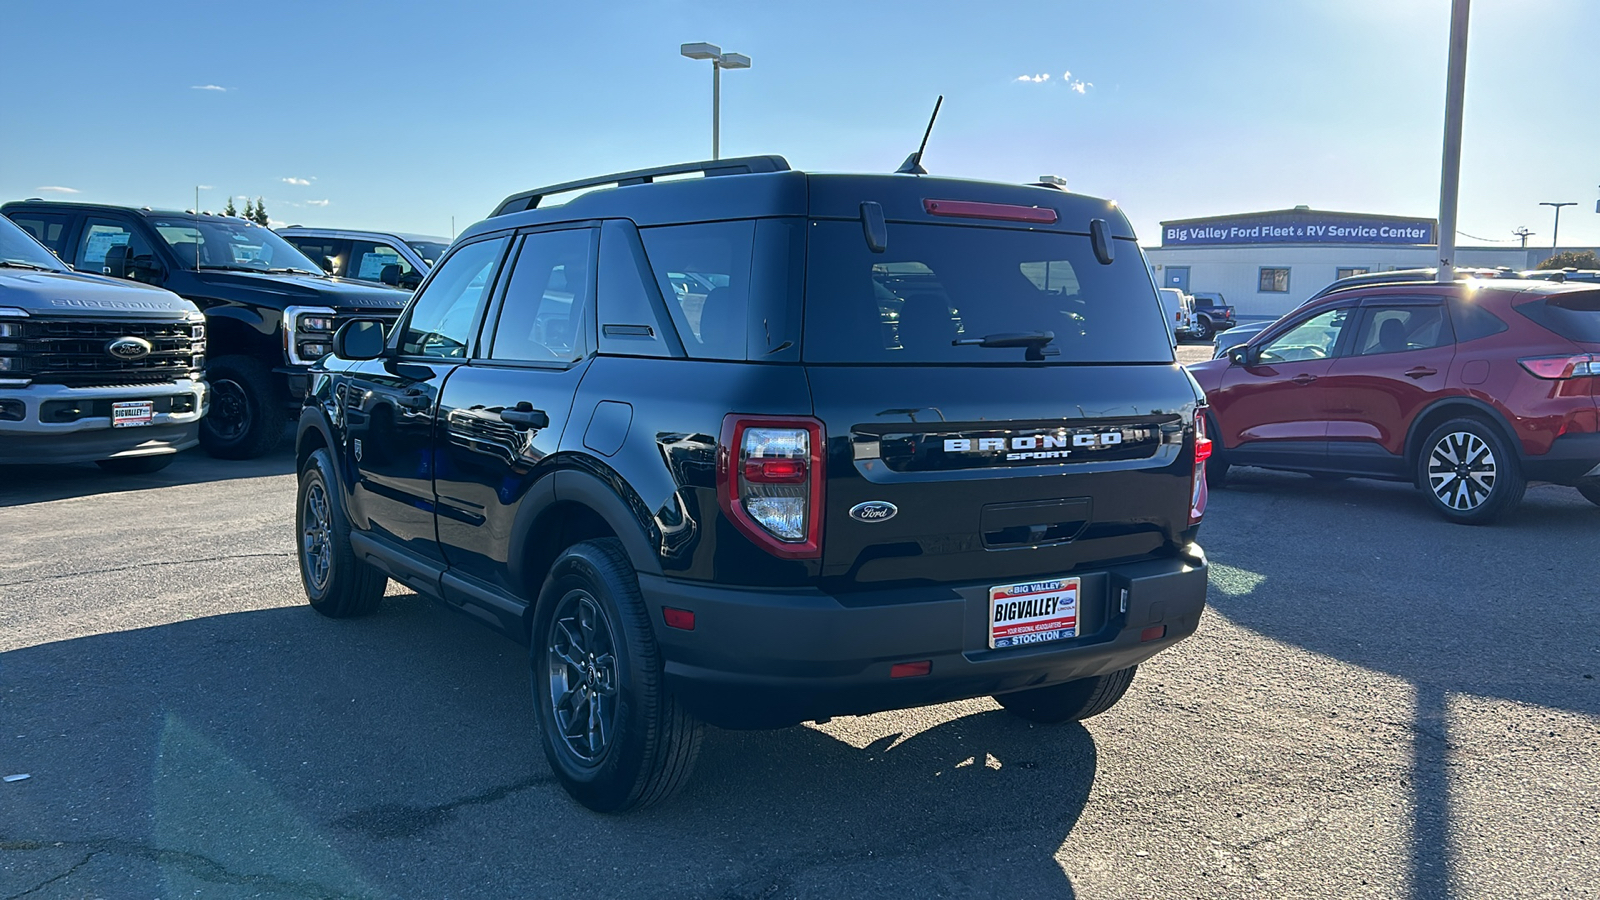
[301,480,333,592]
[1427,431,1497,511]
[546,590,620,765]
[208,378,251,441]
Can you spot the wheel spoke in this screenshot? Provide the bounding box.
[593,654,618,696]
[543,588,620,763]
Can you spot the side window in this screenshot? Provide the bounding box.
[75,219,152,273]
[9,213,71,254]
[1353,305,1452,356]
[639,221,754,360]
[1258,307,1351,363]
[282,237,349,276]
[1337,266,1371,280]
[399,236,508,359]
[488,229,593,364]
[1449,295,1510,343]
[1258,267,1290,293]
[596,221,675,357]
[350,241,416,284]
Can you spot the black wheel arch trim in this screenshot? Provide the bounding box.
[1404,397,1522,470]
[506,462,666,603]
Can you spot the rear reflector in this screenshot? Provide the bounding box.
[1519,354,1597,379]
[662,607,696,630]
[923,198,1058,224]
[1140,625,1167,642]
[890,660,932,678]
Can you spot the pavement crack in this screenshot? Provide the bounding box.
[0,836,372,900]
[0,552,292,588]
[333,774,553,839]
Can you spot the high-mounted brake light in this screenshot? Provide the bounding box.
[1519,354,1597,380]
[1189,412,1211,526]
[718,415,825,559]
[923,198,1058,224]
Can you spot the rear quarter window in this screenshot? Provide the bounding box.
[1513,290,1600,344]
[802,221,1172,365]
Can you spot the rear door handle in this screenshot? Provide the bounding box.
[1291,373,1318,385]
[1404,367,1438,379]
[397,390,432,410]
[499,402,550,430]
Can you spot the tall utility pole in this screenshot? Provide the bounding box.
[1539,201,1575,253]
[1512,227,1534,249]
[1435,0,1470,283]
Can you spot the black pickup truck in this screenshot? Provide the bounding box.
[2,201,410,458]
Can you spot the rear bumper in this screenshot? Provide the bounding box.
[638,551,1208,728]
[0,380,206,465]
[1522,432,1600,483]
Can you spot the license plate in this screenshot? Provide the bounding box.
[988,577,1079,649]
[111,400,154,428]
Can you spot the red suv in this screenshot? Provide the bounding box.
[1188,279,1600,523]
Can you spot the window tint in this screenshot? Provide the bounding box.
[399,236,507,358]
[74,219,153,273]
[488,229,593,364]
[1258,307,1351,363]
[281,237,349,276]
[1259,267,1290,292]
[1354,305,1451,356]
[350,241,416,283]
[596,222,674,357]
[803,222,1172,364]
[639,221,754,360]
[9,213,70,254]
[1448,295,1510,343]
[1514,290,1600,343]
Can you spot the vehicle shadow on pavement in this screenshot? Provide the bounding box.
[0,590,1093,899]
[1203,467,1600,900]
[0,439,296,508]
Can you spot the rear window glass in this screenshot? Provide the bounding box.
[802,222,1172,364]
[1515,290,1600,343]
[1448,295,1509,343]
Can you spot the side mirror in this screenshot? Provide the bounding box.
[103,244,133,279]
[398,271,423,290]
[1228,345,1258,367]
[379,264,401,287]
[332,319,388,361]
[321,256,338,275]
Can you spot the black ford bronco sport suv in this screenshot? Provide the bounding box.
[294,157,1212,811]
[2,201,411,458]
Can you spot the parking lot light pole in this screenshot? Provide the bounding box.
[681,42,751,160]
[1540,202,1575,254]
[1435,0,1470,283]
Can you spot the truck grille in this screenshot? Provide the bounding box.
[8,318,202,387]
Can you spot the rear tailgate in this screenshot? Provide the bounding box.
[811,364,1197,586]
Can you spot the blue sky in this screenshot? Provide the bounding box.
[4,0,1596,248]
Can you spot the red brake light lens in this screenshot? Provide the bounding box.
[718,415,825,559]
[1189,411,1211,526]
[923,198,1059,224]
[1519,354,1597,379]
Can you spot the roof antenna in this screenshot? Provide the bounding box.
[896,95,943,175]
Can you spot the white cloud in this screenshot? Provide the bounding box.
[305,199,331,207]
[35,185,79,194]
[191,84,227,92]
[1062,70,1071,80]
[1016,73,1050,83]
[1070,81,1089,94]
[280,176,313,186]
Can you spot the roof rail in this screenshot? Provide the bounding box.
[490,155,791,217]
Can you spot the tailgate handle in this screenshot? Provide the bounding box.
[981,498,1091,548]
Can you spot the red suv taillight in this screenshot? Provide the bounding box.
[1189,411,1212,526]
[1519,354,1598,379]
[718,415,825,559]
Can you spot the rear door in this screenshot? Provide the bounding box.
[801,219,1197,588]
[1322,297,1455,473]
[1213,305,1355,469]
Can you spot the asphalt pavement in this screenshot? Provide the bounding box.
[2,383,1597,899]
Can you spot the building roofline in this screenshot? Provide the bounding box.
[1158,207,1438,228]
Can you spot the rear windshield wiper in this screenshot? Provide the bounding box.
[952,331,1058,361]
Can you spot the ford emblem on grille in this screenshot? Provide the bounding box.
[849,500,898,523]
[105,336,152,361]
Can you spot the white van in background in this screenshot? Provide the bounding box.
[1157,287,1197,342]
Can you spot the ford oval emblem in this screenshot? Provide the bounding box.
[106,336,152,361]
[849,500,898,523]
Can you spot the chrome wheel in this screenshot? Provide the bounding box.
[208,378,250,442]
[546,590,619,765]
[301,481,333,592]
[1427,431,1497,511]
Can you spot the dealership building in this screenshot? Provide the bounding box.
[1143,207,1595,319]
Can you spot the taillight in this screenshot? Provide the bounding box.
[1519,354,1598,379]
[1189,411,1211,526]
[718,415,825,559]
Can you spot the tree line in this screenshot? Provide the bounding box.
[222,196,270,226]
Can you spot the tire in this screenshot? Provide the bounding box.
[297,448,386,617]
[201,355,286,459]
[1191,316,1213,342]
[531,538,702,813]
[995,666,1138,724]
[1576,480,1600,507]
[95,455,175,475]
[1417,417,1526,525]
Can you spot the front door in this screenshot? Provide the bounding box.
[345,235,511,561]
[1322,300,1455,472]
[434,227,597,594]
[1214,305,1355,470]
[1165,266,1190,293]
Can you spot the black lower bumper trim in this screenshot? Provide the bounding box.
[1522,432,1600,484]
